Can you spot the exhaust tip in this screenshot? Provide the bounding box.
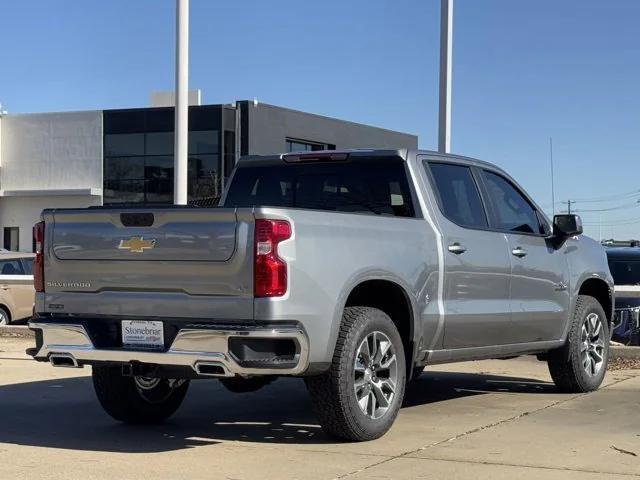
[194,361,229,377]
[49,353,79,368]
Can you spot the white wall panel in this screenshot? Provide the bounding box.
[0,111,103,192]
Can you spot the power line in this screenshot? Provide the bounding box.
[569,189,640,204]
[540,192,640,210]
[570,200,640,213]
[584,218,640,226]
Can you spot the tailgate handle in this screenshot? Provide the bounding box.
[120,212,154,227]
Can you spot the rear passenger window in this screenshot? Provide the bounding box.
[0,259,25,275]
[481,170,543,234]
[428,163,488,228]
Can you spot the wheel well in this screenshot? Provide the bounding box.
[345,280,414,373]
[578,279,612,326]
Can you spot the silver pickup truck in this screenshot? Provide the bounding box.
[28,149,614,441]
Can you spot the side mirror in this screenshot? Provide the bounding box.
[553,214,583,238]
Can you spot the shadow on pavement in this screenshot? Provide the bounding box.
[0,369,555,452]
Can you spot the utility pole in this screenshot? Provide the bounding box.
[549,137,555,216]
[173,0,189,205]
[438,0,453,153]
[599,212,602,242]
[567,199,572,214]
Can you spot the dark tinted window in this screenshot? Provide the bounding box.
[286,139,326,152]
[223,130,236,182]
[103,108,221,205]
[482,170,542,234]
[145,132,174,155]
[428,163,487,228]
[189,131,218,154]
[0,259,24,275]
[3,227,19,251]
[608,260,640,285]
[104,134,145,156]
[224,158,415,217]
[21,258,33,275]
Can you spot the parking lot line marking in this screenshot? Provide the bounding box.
[335,374,640,479]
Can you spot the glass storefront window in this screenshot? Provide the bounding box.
[189,154,220,203]
[189,131,218,154]
[104,156,145,181]
[104,133,145,156]
[103,179,145,204]
[145,132,174,156]
[286,139,326,152]
[103,108,222,205]
[144,155,174,180]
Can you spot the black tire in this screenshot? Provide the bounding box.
[0,306,10,325]
[547,295,610,393]
[219,376,275,393]
[92,366,189,424]
[305,306,406,441]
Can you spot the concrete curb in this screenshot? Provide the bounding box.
[0,326,34,339]
[611,345,640,360]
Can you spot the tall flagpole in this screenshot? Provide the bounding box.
[174,0,189,205]
[438,0,453,153]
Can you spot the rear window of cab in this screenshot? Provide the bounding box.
[224,158,416,218]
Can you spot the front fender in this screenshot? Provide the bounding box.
[562,236,614,340]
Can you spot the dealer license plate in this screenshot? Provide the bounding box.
[121,320,164,349]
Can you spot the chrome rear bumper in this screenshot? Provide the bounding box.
[29,322,309,377]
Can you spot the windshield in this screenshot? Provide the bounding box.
[608,260,640,285]
[223,157,415,218]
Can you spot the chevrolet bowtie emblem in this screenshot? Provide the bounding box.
[118,236,156,253]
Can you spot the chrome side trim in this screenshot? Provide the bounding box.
[423,339,565,365]
[30,322,310,376]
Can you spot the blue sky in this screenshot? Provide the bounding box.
[1,0,640,239]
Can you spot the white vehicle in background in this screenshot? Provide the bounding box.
[0,252,36,325]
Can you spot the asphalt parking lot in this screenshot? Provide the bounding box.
[1,336,639,480]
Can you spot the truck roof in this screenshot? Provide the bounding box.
[238,149,504,172]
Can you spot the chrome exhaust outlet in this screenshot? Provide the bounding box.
[193,361,232,377]
[49,353,80,368]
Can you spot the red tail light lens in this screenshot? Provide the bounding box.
[33,221,45,292]
[254,219,291,297]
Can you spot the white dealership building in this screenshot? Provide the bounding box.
[0,100,417,252]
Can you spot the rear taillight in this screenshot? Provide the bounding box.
[254,219,291,297]
[33,221,45,292]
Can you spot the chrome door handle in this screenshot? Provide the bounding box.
[512,247,528,258]
[448,243,467,255]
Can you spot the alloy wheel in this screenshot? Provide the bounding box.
[353,331,398,420]
[581,313,605,377]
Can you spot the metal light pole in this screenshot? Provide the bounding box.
[438,0,453,153]
[550,137,555,216]
[174,0,189,205]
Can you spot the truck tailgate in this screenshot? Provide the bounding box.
[41,207,255,321]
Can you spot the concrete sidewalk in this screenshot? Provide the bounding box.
[1,337,638,479]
